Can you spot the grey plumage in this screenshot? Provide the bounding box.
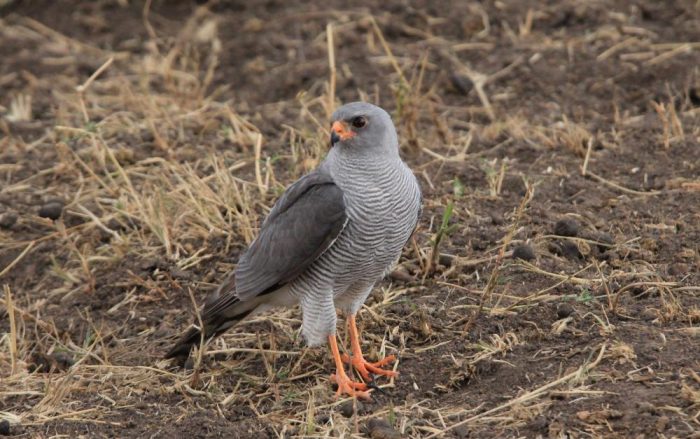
[166,102,421,361]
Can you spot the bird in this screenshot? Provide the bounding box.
[165,102,422,399]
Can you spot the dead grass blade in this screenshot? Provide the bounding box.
[426,344,607,437]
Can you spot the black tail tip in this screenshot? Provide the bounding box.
[164,327,201,365]
[163,344,191,365]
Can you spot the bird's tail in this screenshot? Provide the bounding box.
[164,293,255,364]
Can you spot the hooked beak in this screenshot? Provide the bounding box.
[330,121,356,147]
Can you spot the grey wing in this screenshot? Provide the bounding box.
[233,171,347,301]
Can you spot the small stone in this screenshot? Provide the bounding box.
[637,401,657,415]
[454,424,471,438]
[450,72,473,94]
[38,200,64,220]
[490,212,504,225]
[0,420,10,436]
[140,258,168,272]
[529,416,548,432]
[554,218,579,237]
[668,263,688,276]
[315,414,330,424]
[560,241,582,260]
[0,211,18,229]
[169,268,193,281]
[438,253,454,267]
[596,231,614,246]
[640,308,659,321]
[27,351,73,373]
[338,399,363,418]
[471,239,488,251]
[512,244,536,261]
[501,175,527,196]
[549,240,582,260]
[655,415,669,432]
[27,353,52,373]
[53,352,75,370]
[608,409,624,419]
[389,268,414,282]
[107,217,142,232]
[183,357,195,370]
[107,218,127,232]
[368,419,401,439]
[557,303,574,319]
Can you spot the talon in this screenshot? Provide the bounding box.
[367,380,385,394]
[330,373,368,391]
[328,336,372,400]
[346,315,399,382]
[348,354,398,382]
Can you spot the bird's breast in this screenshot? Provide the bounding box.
[340,166,420,261]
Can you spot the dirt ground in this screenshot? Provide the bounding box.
[1,0,699,438]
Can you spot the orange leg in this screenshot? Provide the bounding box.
[328,335,371,400]
[341,314,398,382]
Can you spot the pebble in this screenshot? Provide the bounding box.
[596,231,614,245]
[368,419,401,439]
[548,241,578,259]
[52,351,75,370]
[338,399,363,418]
[655,415,669,432]
[438,253,455,267]
[183,358,195,370]
[529,416,549,432]
[668,263,688,276]
[169,268,193,281]
[38,200,64,220]
[454,425,471,438]
[512,244,536,261]
[28,351,74,373]
[557,303,574,319]
[107,216,141,232]
[490,212,504,225]
[0,211,18,229]
[389,268,414,282]
[450,72,473,94]
[559,241,583,260]
[0,420,9,436]
[637,401,658,415]
[315,414,330,424]
[589,231,614,253]
[140,258,169,272]
[554,218,579,237]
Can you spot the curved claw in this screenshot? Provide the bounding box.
[328,334,372,400]
[347,354,398,382]
[343,314,399,383]
[330,373,372,400]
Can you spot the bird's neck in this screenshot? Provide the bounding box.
[327,147,399,175]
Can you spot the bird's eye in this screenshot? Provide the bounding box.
[351,116,367,128]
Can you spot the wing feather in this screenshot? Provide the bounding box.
[233,171,346,301]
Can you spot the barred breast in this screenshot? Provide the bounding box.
[288,152,421,345]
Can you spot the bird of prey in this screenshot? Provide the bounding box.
[166,102,422,399]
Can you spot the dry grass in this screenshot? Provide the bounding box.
[1,1,700,438]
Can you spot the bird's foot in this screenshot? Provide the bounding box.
[341,353,398,382]
[330,370,372,400]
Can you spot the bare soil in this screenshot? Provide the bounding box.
[1,1,699,438]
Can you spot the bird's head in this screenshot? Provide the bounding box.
[329,102,399,156]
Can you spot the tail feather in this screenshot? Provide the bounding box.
[164,326,204,362]
[164,293,255,364]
